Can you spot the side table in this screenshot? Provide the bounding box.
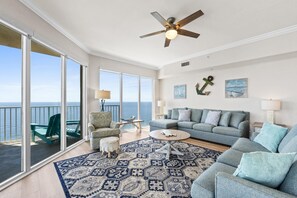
[252,122,287,132]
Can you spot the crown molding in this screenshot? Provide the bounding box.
[161,24,297,67]
[19,0,90,54]
[90,50,159,70]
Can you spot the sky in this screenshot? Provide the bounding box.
[0,45,80,103]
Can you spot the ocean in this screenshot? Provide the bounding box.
[0,102,152,141]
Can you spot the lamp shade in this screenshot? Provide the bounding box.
[95,90,110,99]
[157,100,165,107]
[261,99,281,111]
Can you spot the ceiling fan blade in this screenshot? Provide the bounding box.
[164,38,171,47]
[178,29,200,38]
[151,12,171,27]
[177,10,204,28]
[140,30,166,38]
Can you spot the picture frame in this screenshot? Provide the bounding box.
[174,84,187,99]
[225,78,248,98]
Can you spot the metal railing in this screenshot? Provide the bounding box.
[0,104,121,142]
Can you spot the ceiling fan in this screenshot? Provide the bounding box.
[140,10,204,47]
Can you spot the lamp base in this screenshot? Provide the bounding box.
[100,99,105,112]
[266,110,274,124]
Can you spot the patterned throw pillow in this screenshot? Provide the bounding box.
[204,111,221,126]
[178,109,191,122]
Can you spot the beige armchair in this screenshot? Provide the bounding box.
[88,112,120,150]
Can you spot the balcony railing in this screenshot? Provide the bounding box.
[0,104,121,142]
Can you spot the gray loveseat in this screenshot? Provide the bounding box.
[191,124,297,198]
[150,108,250,146]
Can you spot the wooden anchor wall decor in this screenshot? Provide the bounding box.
[195,75,214,95]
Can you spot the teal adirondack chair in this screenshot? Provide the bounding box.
[31,114,61,144]
[31,114,81,144]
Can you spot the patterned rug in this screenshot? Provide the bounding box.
[54,137,221,198]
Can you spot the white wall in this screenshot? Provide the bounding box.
[87,55,159,118]
[160,52,297,127]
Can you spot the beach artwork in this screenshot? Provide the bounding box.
[225,78,248,98]
[174,84,187,99]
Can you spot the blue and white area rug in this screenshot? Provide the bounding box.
[54,138,221,198]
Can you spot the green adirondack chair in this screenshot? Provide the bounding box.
[31,114,61,144]
[66,120,81,138]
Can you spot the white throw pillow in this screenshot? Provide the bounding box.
[178,109,191,122]
[204,111,221,126]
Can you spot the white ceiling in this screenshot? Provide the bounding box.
[21,0,297,69]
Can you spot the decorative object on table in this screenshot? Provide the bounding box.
[88,111,120,150]
[120,116,136,122]
[195,75,214,95]
[174,84,186,99]
[225,78,248,98]
[157,100,165,114]
[161,129,176,137]
[54,137,221,198]
[95,90,111,111]
[100,136,120,158]
[261,99,281,124]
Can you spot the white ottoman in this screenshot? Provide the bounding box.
[100,137,120,158]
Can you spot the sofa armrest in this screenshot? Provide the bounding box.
[88,123,95,132]
[251,132,260,141]
[238,120,250,137]
[110,121,120,129]
[215,172,295,198]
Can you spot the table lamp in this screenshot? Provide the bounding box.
[157,100,165,114]
[95,90,111,111]
[261,99,281,124]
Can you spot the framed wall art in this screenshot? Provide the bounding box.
[225,78,248,98]
[174,84,187,99]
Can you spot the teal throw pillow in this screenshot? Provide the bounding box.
[233,152,296,188]
[229,112,246,128]
[219,112,231,127]
[167,110,172,119]
[254,123,288,152]
[171,109,179,120]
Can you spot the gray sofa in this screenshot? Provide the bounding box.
[150,108,250,146]
[191,124,297,198]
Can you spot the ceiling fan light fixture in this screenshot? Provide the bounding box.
[165,29,178,40]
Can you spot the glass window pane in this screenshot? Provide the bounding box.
[122,74,139,130]
[30,40,61,166]
[140,77,153,127]
[0,23,22,182]
[99,70,120,122]
[66,59,82,147]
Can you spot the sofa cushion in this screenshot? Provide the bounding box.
[229,112,246,128]
[233,152,296,188]
[219,112,231,127]
[279,160,297,196]
[193,123,215,132]
[232,138,270,153]
[191,162,236,198]
[178,109,191,121]
[149,119,178,129]
[89,112,111,128]
[167,110,172,119]
[254,123,288,152]
[177,121,197,129]
[280,136,297,153]
[217,148,243,167]
[213,126,242,137]
[171,108,179,120]
[91,128,120,138]
[201,109,210,123]
[278,124,297,152]
[205,111,221,126]
[191,109,203,123]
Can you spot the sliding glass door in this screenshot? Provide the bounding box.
[30,40,61,166]
[100,70,121,121]
[140,77,153,127]
[0,24,23,183]
[66,59,82,147]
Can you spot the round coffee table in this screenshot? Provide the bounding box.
[149,129,190,160]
